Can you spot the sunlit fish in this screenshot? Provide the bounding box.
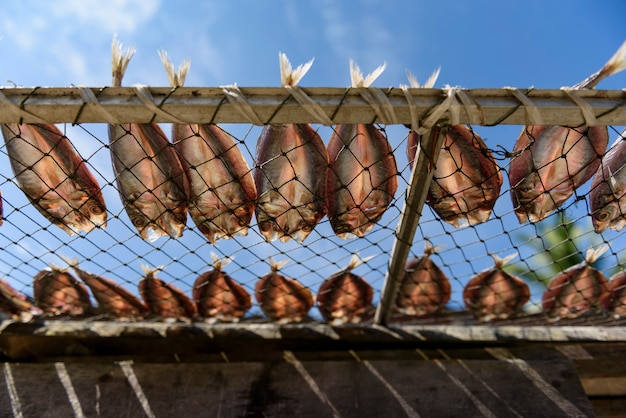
[542,245,611,321]
[1,123,106,234]
[316,254,374,324]
[160,52,257,243]
[138,264,197,321]
[193,253,251,322]
[509,41,626,223]
[589,130,626,233]
[62,256,147,319]
[255,259,314,324]
[463,254,530,321]
[0,278,40,319]
[608,270,626,318]
[395,242,451,316]
[408,125,502,227]
[109,36,190,242]
[33,263,92,316]
[254,54,328,243]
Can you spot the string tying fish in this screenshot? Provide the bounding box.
[76,86,120,125]
[504,87,543,126]
[0,88,48,124]
[133,84,189,125]
[560,87,598,127]
[221,83,264,125]
[456,89,486,126]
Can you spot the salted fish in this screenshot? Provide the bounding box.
[509,41,626,223]
[109,37,190,241]
[160,52,257,243]
[327,61,397,238]
[608,270,626,318]
[589,130,626,233]
[255,259,313,323]
[542,246,611,321]
[0,278,39,318]
[193,253,251,322]
[395,242,451,316]
[1,123,106,234]
[62,256,147,318]
[408,125,502,227]
[462,254,529,321]
[316,254,374,324]
[138,264,197,320]
[33,264,92,315]
[254,54,328,243]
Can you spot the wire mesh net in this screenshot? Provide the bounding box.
[1,112,625,327]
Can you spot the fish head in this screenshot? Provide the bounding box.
[591,198,620,233]
[79,195,107,230]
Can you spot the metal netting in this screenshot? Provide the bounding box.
[0,103,625,328]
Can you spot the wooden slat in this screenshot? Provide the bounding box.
[0,86,624,125]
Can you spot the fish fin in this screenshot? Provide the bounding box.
[279,52,314,87]
[158,49,190,88]
[350,60,386,87]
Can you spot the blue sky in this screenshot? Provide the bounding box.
[0,1,625,319]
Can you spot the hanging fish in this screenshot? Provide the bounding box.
[254,53,328,242]
[255,259,314,323]
[542,245,611,321]
[316,254,374,324]
[160,52,257,244]
[395,242,451,316]
[509,41,626,223]
[326,61,398,239]
[193,253,251,322]
[138,264,197,320]
[0,278,40,319]
[61,256,147,319]
[408,125,502,227]
[33,263,92,316]
[1,123,107,235]
[608,270,626,318]
[109,36,190,242]
[589,130,626,233]
[463,254,530,321]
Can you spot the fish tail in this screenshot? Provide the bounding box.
[574,40,626,89]
[112,34,136,87]
[158,49,190,88]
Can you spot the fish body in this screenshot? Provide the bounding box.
[542,247,611,321]
[608,270,626,318]
[509,41,626,223]
[255,259,313,323]
[463,255,530,321]
[589,132,626,233]
[193,255,251,322]
[395,244,451,316]
[109,37,189,241]
[408,125,502,227]
[509,125,607,223]
[0,278,38,318]
[65,258,147,318]
[2,123,106,234]
[176,124,257,243]
[255,123,328,242]
[33,265,92,315]
[326,123,398,238]
[138,266,197,320]
[316,255,374,324]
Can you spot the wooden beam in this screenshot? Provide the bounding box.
[0,86,624,125]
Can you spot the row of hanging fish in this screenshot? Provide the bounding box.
[2,39,626,242]
[0,253,376,325]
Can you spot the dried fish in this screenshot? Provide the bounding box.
[193,253,251,322]
[589,130,626,233]
[509,41,626,223]
[33,264,92,315]
[395,242,451,316]
[1,123,106,234]
[463,254,529,321]
[327,61,397,238]
[408,125,502,227]
[316,254,374,324]
[109,36,190,242]
[62,256,147,319]
[0,278,39,318]
[160,52,257,243]
[542,246,611,321]
[608,270,626,318]
[255,259,314,323]
[138,264,197,320]
[254,54,328,242]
